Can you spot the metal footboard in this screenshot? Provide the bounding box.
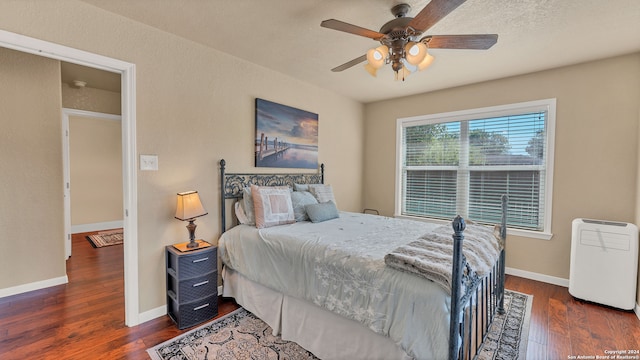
[449,195,508,360]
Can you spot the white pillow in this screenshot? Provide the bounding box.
[242,186,255,225]
[234,201,252,225]
[308,184,337,207]
[251,185,295,229]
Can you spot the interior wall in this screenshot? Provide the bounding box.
[68,114,123,226]
[0,47,66,288]
[0,0,364,313]
[62,82,121,115]
[363,53,640,282]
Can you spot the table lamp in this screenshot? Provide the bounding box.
[175,191,208,249]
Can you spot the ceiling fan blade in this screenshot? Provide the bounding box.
[331,54,367,72]
[408,0,467,33]
[321,19,385,40]
[425,34,498,49]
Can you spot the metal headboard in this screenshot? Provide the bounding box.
[219,159,324,232]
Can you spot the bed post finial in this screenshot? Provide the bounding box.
[452,215,466,234]
[320,163,325,184]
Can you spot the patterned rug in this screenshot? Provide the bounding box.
[477,290,533,360]
[147,290,532,360]
[86,229,123,248]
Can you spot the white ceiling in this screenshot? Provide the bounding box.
[76,0,640,103]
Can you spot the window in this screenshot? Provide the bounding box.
[396,99,556,239]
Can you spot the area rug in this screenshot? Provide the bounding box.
[476,290,533,360]
[147,290,532,360]
[86,229,123,248]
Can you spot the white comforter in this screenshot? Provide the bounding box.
[218,212,452,359]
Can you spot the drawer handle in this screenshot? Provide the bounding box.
[193,303,209,311]
[193,280,209,287]
[192,257,209,263]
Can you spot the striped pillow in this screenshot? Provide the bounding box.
[251,185,295,228]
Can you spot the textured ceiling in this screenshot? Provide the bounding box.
[76,0,640,103]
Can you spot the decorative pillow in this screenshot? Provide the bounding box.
[242,186,255,225]
[308,184,337,206]
[305,201,339,223]
[291,191,318,222]
[251,185,295,228]
[234,201,251,225]
[294,183,310,191]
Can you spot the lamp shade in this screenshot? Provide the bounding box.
[417,52,435,71]
[366,45,388,69]
[175,191,208,220]
[405,42,428,66]
[364,63,378,77]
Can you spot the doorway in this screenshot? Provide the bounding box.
[62,108,123,259]
[0,29,141,326]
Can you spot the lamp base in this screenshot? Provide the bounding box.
[187,239,200,249]
[173,239,211,252]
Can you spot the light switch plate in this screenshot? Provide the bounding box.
[140,154,158,171]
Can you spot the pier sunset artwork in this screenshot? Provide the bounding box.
[255,98,318,169]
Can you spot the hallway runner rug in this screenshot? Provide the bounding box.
[86,229,123,248]
[147,290,532,360]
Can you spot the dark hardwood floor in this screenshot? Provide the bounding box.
[0,231,638,359]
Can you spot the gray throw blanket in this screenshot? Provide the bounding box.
[384,222,502,294]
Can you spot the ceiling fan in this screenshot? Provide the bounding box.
[320,0,498,80]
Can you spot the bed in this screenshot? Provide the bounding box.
[217,159,508,360]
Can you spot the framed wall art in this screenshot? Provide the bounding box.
[255,98,318,169]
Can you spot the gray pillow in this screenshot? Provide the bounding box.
[291,191,318,221]
[305,201,339,223]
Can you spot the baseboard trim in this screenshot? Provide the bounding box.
[635,303,640,320]
[137,285,225,325]
[0,275,69,299]
[138,305,167,324]
[505,267,570,287]
[72,220,123,234]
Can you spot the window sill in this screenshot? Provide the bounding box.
[507,228,553,240]
[394,214,553,240]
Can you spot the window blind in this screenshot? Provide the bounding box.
[401,111,548,231]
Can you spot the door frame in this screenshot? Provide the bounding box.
[0,30,141,326]
[62,108,123,259]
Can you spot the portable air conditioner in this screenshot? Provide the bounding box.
[569,218,639,310]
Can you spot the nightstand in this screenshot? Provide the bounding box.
[165,244,218,329]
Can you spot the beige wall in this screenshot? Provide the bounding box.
[0,47,66,288]
[363,53,640,281]
[69,115,123,226]
[0,0,364,313]
[62,82,121,115]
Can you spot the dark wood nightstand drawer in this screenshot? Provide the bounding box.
[168,271,217,304]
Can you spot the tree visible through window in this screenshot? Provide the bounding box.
[397,100,555,234]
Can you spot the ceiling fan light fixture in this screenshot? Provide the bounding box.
[404,42,427,65]
[417,52,435,71]
[366,45,389,69]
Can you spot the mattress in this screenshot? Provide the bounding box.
[218,211,454,359]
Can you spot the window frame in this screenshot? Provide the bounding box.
[395,99,556,240]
